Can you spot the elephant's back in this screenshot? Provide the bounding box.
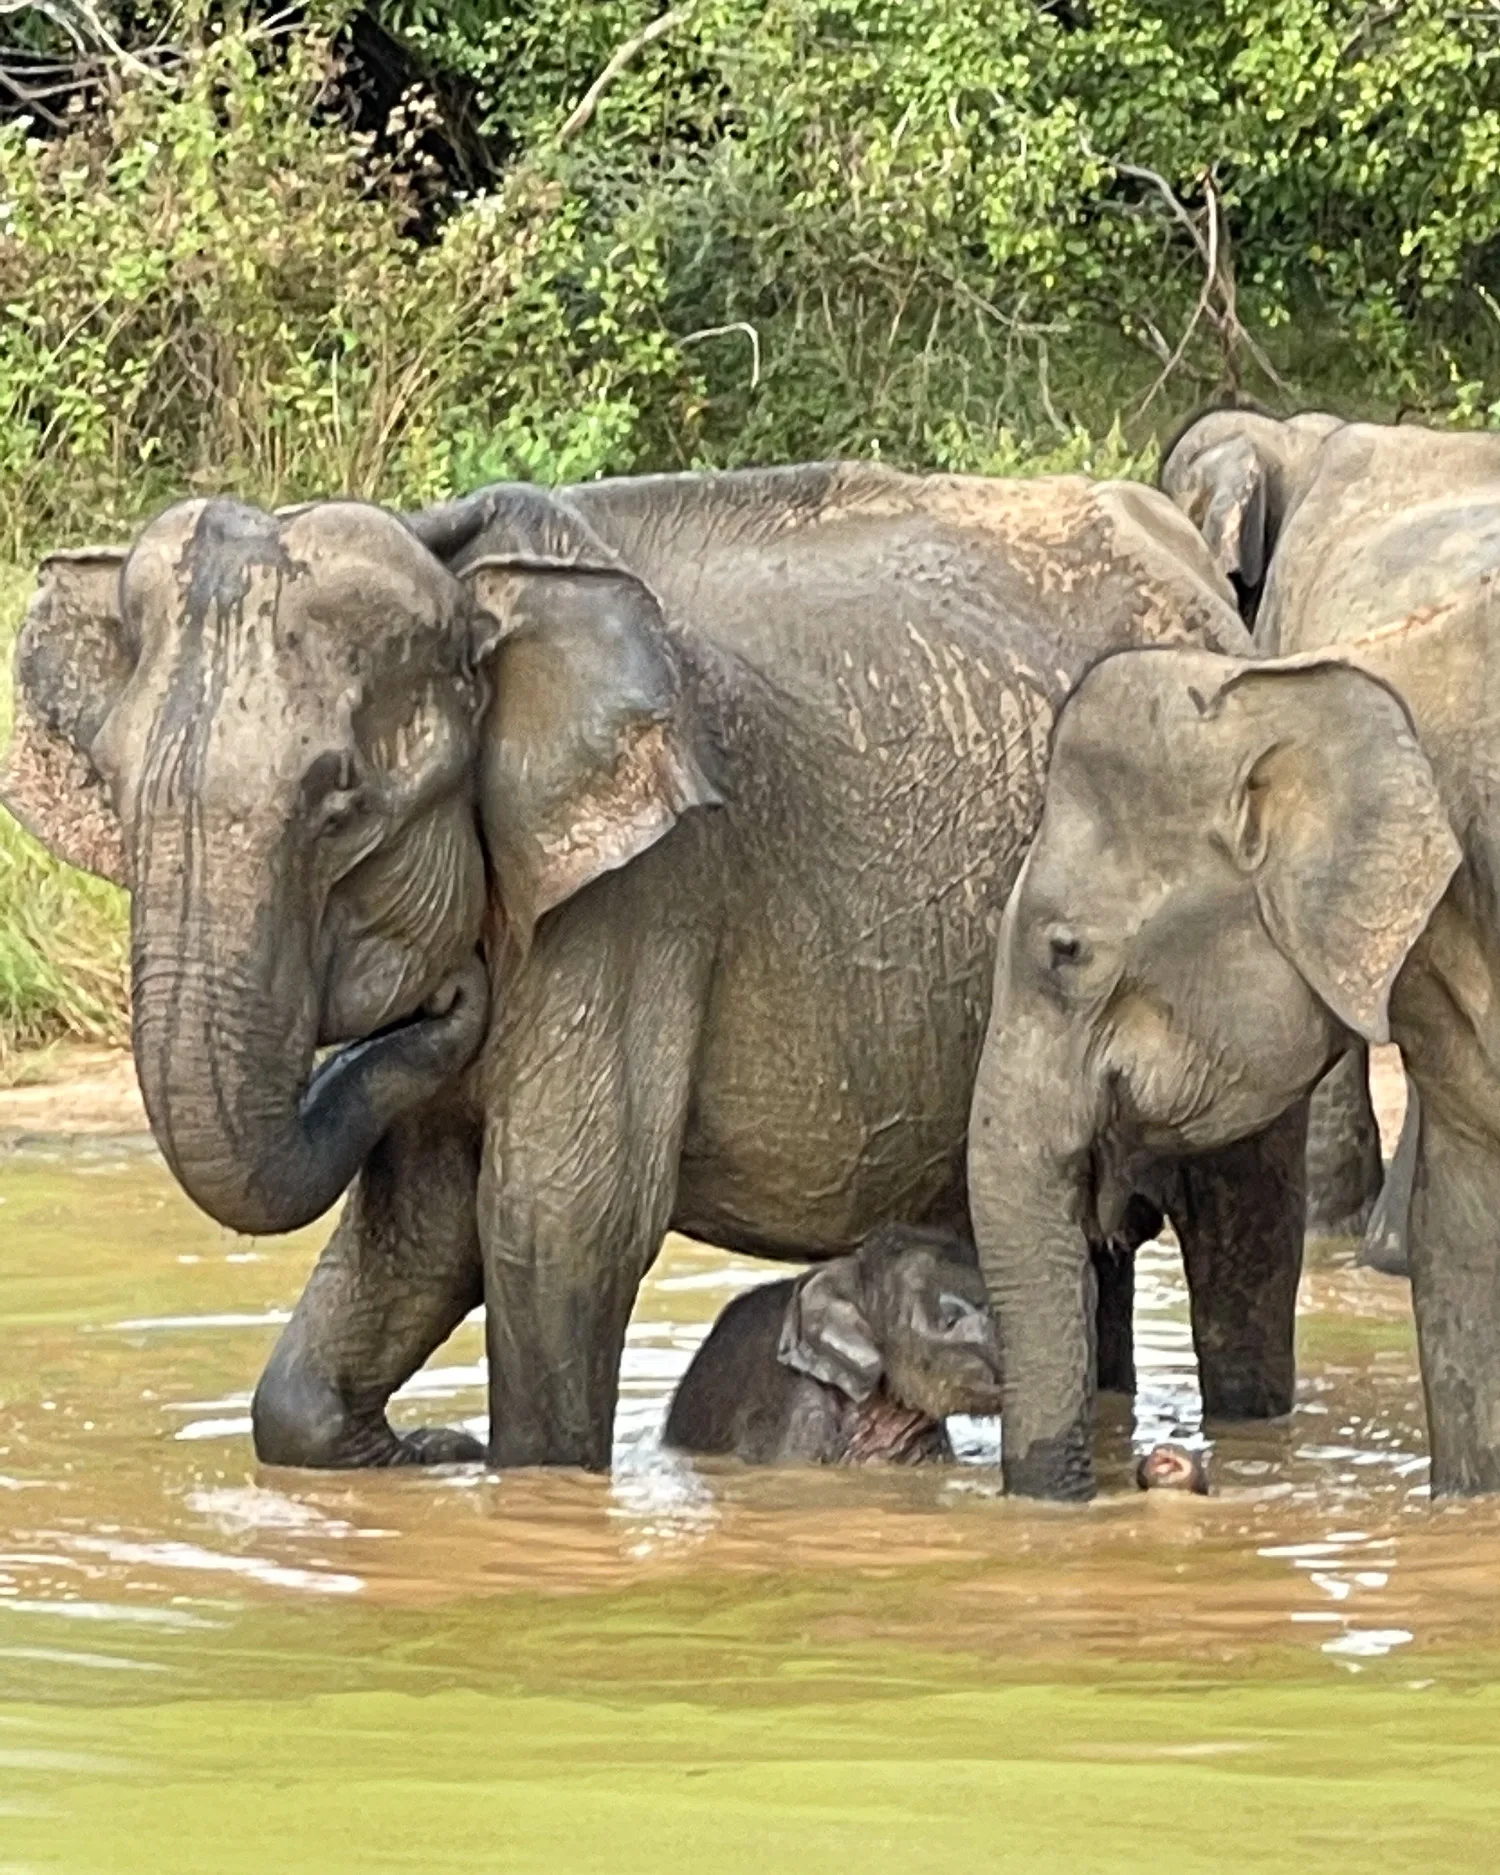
[564,462,1245,685]
[1267,480,1500,654]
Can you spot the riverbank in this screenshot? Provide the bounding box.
[0,1042,146,1134]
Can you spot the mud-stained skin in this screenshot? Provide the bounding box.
[1162,409,1500,1250]
[662,1223,1002,1465]
[970,545,1500,1496]
[2,460,1250,1473]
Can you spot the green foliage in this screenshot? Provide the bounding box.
[0,11,694,548]
[372,0,1500,458]
[4,0,1500,554]
[0,568,129,1061]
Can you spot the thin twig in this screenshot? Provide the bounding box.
[1137,167,1221,412]
[555,5,696,147]
[1090,139,1290,407]
[677,320,762,389]
[1110,155,1213,269]
[0,64,65,126]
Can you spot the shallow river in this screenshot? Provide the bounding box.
[2,1139,1499,1872]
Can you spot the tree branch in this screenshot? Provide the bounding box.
[555,5,696,147]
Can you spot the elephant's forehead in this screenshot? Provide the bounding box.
[1047,652,1245,833]
[126,498,459,672]
[1060,649,1241,757]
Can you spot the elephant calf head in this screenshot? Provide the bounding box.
[2,495,719,1235]
[969,643,1462,1498]
[664,1224,1003,1466]
[779,1223,1006,1427]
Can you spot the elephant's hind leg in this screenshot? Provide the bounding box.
[1170,1099,1308,1422]
[1305,1044,1384,1238]
[251,1102,484,1468]
[1092,1244,1136,1395]
[1360,1077,1418,1277]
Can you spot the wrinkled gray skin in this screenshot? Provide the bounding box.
[663,1223,1002,1464]
[967,598,1500,1494]
[1161,410,1500,1260]
[2,463,1252,1472]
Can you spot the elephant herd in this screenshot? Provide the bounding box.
[5,409,1500,1502]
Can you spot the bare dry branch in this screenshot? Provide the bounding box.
[1087,140,1290,409]
[1137,167,1221,413]
[556,5,696,147]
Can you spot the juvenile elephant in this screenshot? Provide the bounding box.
[1161,409,1500,1250]
[3,463,1253,1473]
[964,598,1500,1495]
[663,1223,1002,1464]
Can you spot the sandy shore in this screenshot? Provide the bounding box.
[0,1044,148,1135]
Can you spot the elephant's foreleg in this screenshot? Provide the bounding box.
[478,881,710,1470]
[1305,1045,1384,1238]
[1360,1076,1418,1277]
[251,1102,484,1468]
[1169,1099,1308,1421]
[1407,1102,1500,1495]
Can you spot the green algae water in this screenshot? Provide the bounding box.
[2,1138,1500,1873]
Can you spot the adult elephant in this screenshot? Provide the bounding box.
[1160,411,1500,1253]
[964,588,1500,1496]
[3,463,1252,1472]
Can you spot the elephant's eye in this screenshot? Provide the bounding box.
[303,750,373,839]
[313,788,368,838]
[936,1292,972,1331]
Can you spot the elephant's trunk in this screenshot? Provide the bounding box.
[130,828,487,1237]
[968,964,1101,1500]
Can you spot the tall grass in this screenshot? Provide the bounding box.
[0,568,129,1068]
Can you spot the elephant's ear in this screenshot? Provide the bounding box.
[777,1259,884,1403]
[1165,433,1269,598]
[1217,662,1461,1044]
[1,548,133,885]
[464,557,722,940]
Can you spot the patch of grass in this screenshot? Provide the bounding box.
[0,564,129,1068]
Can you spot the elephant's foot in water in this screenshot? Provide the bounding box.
[1171,1103,1307,1424]
[251,1106,487,1470]
[252,1343,483,1469]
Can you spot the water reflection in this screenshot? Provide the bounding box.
[0,1140,1493,1672]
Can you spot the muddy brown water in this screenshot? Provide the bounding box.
[2,1112,1499,1872]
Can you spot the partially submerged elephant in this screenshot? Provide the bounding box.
[1161,410,1500,1255]
[966,584,1500,1496]
[3,462,1253,1472]
[663,1223,1002,1464]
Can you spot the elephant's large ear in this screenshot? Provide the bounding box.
[777,1259,884,1403]
[1164,433,1269,598]
[1,548,133,885]
[464,557,722,939]
[1217,662,1461,1044]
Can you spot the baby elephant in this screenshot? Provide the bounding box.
[663,1223,1004,1465]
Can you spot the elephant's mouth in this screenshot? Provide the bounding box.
[842,1393,949,1465]
[300,960,487,1118]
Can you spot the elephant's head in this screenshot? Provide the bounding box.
[969,644,1461,1498]
[779,1224,1004,1420]
[1,494,719,1235]
[1159,409,1344,623]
